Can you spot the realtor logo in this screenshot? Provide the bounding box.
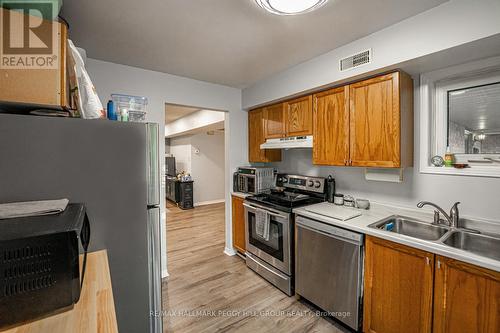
[0,0,59,69]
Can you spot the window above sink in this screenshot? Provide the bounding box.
[420,56,500,178]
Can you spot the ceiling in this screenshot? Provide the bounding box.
[165,104,200,124]
[61,0,448,88]
[449,82,500,132]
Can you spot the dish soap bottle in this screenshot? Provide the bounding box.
[444,146,454,167]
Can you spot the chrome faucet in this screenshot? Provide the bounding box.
[416,201,460,228]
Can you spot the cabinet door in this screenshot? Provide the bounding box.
[248,109,281,163]
[313,86,349,166]
[285,95,313,137]
[349,72,401,167]
[231,195,246,253]
[248,109,267,162]
[364,236,434,333]
[264,103,285,139]
[433,256,500,333]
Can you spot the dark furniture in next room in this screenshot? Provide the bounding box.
[178,181,194,210]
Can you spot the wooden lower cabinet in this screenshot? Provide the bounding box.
[231,195,246,254]
[363,236,434,333]
[433,256,500,333]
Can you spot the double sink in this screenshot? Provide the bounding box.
[369,216,500,262]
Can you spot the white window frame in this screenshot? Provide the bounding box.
[420,56,500,178]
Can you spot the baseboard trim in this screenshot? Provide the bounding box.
[224,247,237,256]
[194,199,225,207]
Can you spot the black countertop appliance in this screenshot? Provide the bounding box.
[0,204,90,329]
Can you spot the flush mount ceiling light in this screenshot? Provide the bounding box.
[255,0,328,16]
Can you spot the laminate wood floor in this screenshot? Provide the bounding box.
[162,201,348,333]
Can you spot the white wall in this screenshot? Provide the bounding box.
[190,132,225,204]
[169,132,226,205]
[242,0,500,108]
[86,58,246,276]
[169,136,192,173]
[267,78,500,223]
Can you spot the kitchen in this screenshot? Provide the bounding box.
[1,1,500,333]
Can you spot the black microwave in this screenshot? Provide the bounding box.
[0,203,90,329]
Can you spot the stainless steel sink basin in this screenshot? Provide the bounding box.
[369,216,449,241]
[442,231,500,261]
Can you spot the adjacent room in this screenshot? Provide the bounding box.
[0,1,500,333]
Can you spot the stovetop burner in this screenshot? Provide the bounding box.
[246,189,325,213]
[268,189,311,202]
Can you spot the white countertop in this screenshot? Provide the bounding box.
[293,202,500,273]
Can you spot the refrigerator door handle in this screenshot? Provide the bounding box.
[147,208,162,333]
[147,123,160,206]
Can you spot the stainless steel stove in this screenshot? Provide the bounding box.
[244,174,326,295]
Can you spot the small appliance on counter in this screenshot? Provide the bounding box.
[0,203,90,330]
[243,174,327,296]
[233,166,275,194]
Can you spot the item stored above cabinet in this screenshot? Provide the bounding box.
[0,8,69,110]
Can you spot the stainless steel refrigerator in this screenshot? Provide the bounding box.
[0,114,162,333]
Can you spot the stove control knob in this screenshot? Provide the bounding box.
[307,180,314,187]
[314,181,322,188]
[282,177,288,183]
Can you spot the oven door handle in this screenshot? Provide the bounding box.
[243,202,288,220]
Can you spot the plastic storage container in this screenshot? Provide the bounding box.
[111,94,147,122]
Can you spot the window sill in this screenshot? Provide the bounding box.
[420,165,500,178]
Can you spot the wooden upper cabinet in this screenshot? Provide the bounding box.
[433,256,500,333]
[284,95,313,137]
[349,72,413,168]
[313,86,349,166]
[231,195,246,254]
[248,109,281,163]
[264,103,285,139]
[364,236,434,333]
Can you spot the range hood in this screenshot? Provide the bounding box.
[260,136,313,149]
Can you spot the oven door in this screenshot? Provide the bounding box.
[243,202,291,275]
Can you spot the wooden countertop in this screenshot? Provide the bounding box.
[2,250,118,333]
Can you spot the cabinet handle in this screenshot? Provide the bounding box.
[425,257,430,266]
[437,260,441,270]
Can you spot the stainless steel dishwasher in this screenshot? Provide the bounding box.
[295,215,364,331]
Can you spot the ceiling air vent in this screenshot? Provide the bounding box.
[340,49,371,72]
